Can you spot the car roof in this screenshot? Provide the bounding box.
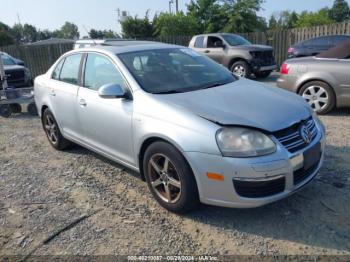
[74,41,182,54]
[193,33,240,37]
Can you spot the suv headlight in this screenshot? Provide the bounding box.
[216,127,276,158]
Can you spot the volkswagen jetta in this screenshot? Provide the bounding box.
[34,42,326,213]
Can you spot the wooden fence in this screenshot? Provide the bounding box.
[1,21,349,78]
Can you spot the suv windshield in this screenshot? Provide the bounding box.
[118,48,236,94]
[1,54,16,66]
[222,34,251,46]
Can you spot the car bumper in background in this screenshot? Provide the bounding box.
[277,75,298,92]
[184,123,326,208]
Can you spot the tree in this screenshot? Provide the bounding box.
[121,12,154,38]
[37,29,54,41]
[296,8,335,27]
[22,23,37,43]
[57,22,80,39]
[187,0,228,33]
[330,0,350,22]
[269,11,299,30]
[154,12,199,37]
[11,23,23,43]
[0,22,14,46]
[89,29,120,39]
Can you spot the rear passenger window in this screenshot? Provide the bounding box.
[194,36,204,48]
[84,53,127,91]
[52,59,65,80]
[59,54,83,85]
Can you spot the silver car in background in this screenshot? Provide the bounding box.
[34,42,326,213]
[277,40,350,114]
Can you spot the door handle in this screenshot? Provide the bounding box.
[204,50,210,53]
[79,99,87,107]
[50,90,56,96]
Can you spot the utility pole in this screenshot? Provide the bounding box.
[175,0,179,13]
[169,0,173,14]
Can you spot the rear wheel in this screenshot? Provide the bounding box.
[231,61,251,78]
[299,81,335,115]
[0,105,11,118]
[27,102,38,116]
[255,71,272,79]
[143,141,199,213]
[9,103,22,114]
[42,108,72,150]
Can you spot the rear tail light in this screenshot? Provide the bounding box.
[281,63,290,75]
[288,47,295,53]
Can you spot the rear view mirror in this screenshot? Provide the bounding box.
[98,83,127,99]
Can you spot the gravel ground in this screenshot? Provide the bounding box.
[0,107,350,257]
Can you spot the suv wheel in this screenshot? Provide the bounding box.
[42,108,72,150]
[0,105,11,118]
[255,71,272,79]
[299,81,335,115]
[231,61,251,78]
[143,141,199,213]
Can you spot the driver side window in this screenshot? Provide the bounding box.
[84,53,127,91]
[207,36,224,48]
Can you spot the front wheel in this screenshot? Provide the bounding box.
[231,61,251,78]
[143,141,199,213]
[299,81,335,115]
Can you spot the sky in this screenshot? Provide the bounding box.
[0,0,348,37]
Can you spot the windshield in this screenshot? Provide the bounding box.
[1,54,16,66]
[222,34,251,46]
[118,48,236,94]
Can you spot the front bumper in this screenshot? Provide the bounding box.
[184,123,325,208]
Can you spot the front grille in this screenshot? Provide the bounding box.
[233,177,285,198]
[273,118,318,153]
[5,69,25,80]
[252,51,275,66]
[294,159,320,185]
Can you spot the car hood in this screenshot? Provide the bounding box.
[157,79,311,132]
[4,64,25,71]
[230,44,273,51]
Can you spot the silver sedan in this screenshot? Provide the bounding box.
[34,42,326,213]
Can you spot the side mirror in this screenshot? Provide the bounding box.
[98,83,127,99]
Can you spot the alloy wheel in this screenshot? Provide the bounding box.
[44,114,59,145]
[147,153,182,203]
[233,65,246,78]
[302,85,329,111]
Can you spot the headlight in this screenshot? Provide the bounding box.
[216,127,276,158]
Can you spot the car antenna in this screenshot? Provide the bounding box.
[82,25,97,46]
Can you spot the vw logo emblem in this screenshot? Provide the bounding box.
[300,125,312,144]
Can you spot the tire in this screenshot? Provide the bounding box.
[230,60,251,78]
[0,105,11,118]
[143,141,199,213]
[255,71,272,79]
[299,81,335,115]
[27,102,38,116]
[9,103,22,114]
[42,108,72,150]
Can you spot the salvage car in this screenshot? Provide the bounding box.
[34,42,325,213]
[287,35,350,58]
[278,40,350,114]
[0,52,32,88]
[189,33,277,78]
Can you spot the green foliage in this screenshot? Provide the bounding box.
[0,22,14,46]
[296,8,335,28]
[154,12,199,37]
[22,24,38,43]
[330,0,350,22]
[89,29,120,39]
[57,22,80,39]
[221,0,267,33]
[121,13,154,38]
[269,11,299,30]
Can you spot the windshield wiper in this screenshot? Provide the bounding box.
[200,81,229,90]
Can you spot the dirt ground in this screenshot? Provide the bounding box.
[0,108,350,257]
